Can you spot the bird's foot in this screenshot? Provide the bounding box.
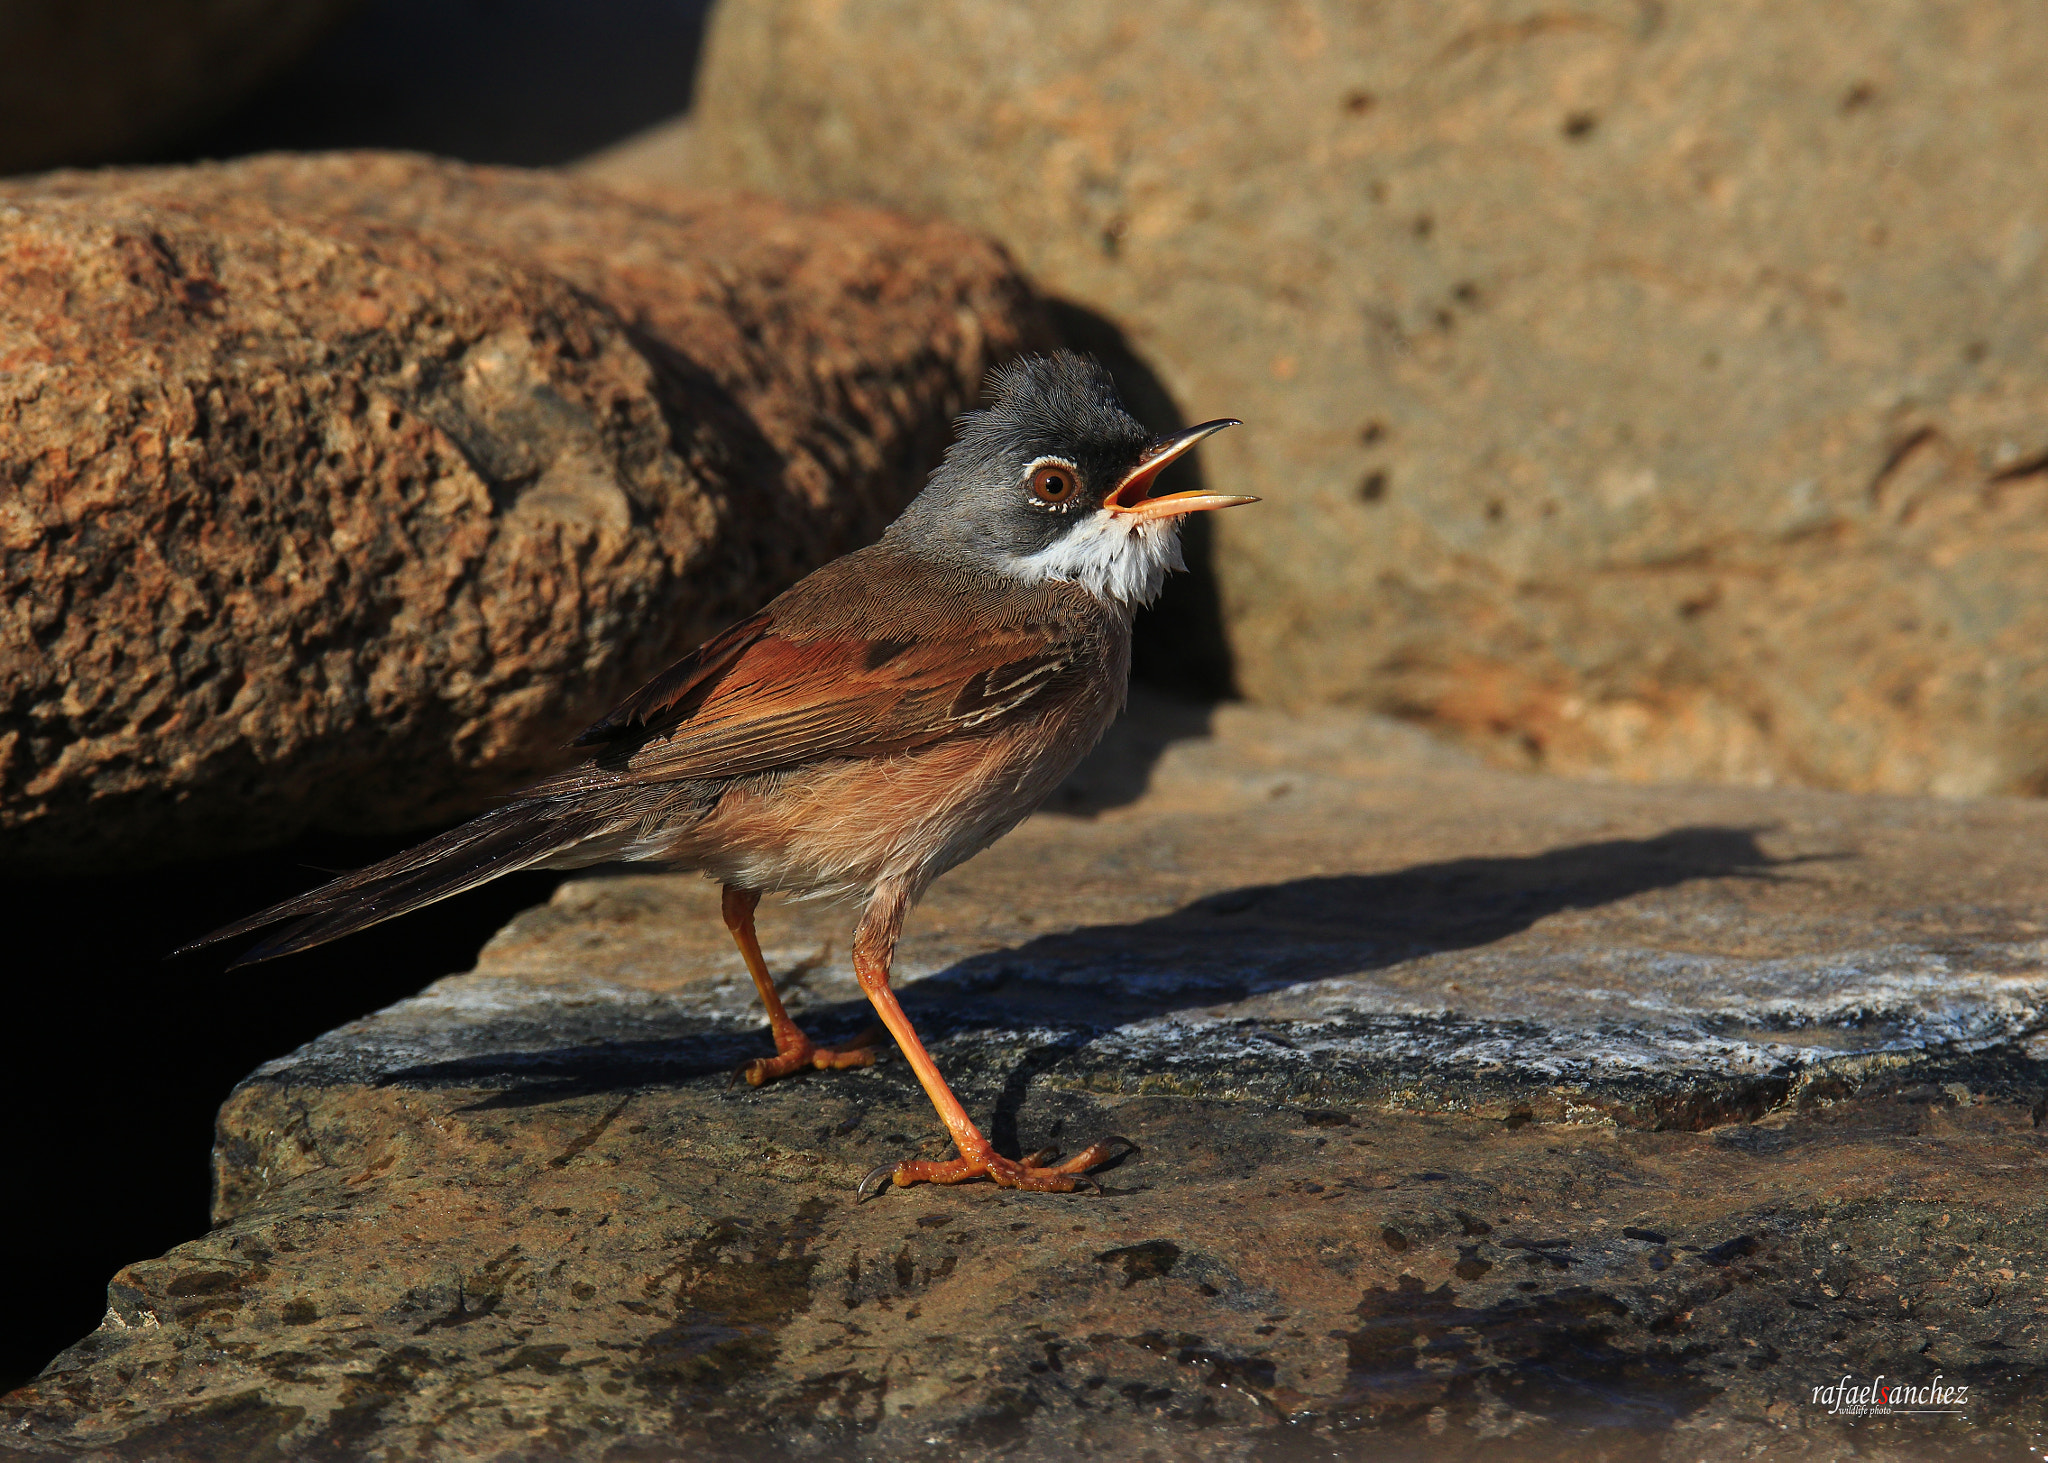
[858,1136,1137,1198]
[742,1025,883,1086]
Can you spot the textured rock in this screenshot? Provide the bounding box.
[0,153,1044,869]
[640,0,2048,797]
[6,699,2045,1458]
[0,1,359,174]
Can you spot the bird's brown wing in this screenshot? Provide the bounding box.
[563,626,1087,788]
[572,611,774,747]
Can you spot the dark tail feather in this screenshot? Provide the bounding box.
[179,796,630,967]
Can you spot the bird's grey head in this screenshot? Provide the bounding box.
[884,352,1252,609]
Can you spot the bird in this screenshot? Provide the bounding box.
[189,351,1254,1195]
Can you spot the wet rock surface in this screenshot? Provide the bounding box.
[645,0,2048,799]
[0,153,1042,870]
[7,700,2047,1458]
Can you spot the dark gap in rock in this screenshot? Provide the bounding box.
[169,0,716,169]
[0,830,562,1391]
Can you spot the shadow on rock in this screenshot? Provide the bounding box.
[176,0,716,168]
[1046,689,1216,816]
[374,825,1808,1100]
[1046,298,1238,702]
[907,824,1807,1024]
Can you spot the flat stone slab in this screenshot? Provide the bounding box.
[7,699,2047,1458]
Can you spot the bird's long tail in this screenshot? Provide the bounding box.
[180,791,647,968]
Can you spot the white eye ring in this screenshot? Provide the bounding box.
[1023,455,1081,508]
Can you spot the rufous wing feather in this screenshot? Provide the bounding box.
[573,612,773,746]
[546,629,1090,790]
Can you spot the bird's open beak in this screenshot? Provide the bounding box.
[1103,419,1258,521]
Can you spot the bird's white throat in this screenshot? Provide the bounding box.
[1003,510,1185,607]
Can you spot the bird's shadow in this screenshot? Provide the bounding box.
[388,825,1819,1118]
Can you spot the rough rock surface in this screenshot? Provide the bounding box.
[634,0,2048,797]
[0,1,358,175]
[6,699,2045,1458]
[0,153,1044,869]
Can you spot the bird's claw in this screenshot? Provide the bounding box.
[852,1132,1136,1198]
[738,1027,884,1087]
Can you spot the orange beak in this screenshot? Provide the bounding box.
[1103,419,1257,521]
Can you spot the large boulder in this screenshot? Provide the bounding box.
[659,0,2048,796]
[0,153,1045,870]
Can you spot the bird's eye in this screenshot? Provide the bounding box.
[1028,463,1079,505]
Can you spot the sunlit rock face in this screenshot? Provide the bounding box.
[667,0,2048,798]
[0,153,1046,870]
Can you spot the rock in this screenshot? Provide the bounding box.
[0,0,359,174]
[6,697,2044,1456]
[644,1,2048,797]
[0,153,1045,870]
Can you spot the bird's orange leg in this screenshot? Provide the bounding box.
[723,886,880,1086]
[849,880,1132,1196]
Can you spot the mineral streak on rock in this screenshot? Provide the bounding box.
[0,153,1046,870]
[4,701,2044,1457]
[647,0,2048,798]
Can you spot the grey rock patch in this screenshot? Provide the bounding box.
[252,696,2048,1126]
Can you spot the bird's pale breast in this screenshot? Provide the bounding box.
[663,656,1124,904]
